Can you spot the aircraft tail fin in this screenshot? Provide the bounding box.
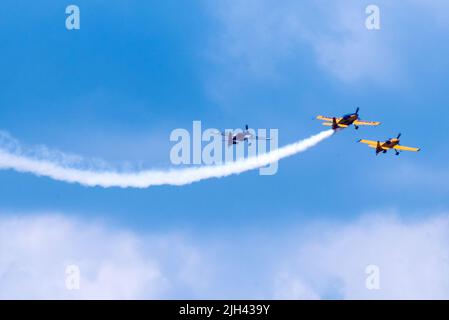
[228,132,233,146]
[375,141,382,154]
[332,117,339,130]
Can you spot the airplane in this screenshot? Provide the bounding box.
[358,133,420,156]
[214,125,271,146]
[316,108,381,130]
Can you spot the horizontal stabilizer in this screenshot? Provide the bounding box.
[321,122,348,128]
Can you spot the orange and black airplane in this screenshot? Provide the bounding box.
[358,133,420,156]
[316,108,381,130]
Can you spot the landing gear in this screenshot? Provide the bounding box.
[354,125,359,130]
[395,150,400,156]
[383,150,387,154]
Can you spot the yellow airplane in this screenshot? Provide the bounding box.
[316,108,381,130]
[358,133,420,156]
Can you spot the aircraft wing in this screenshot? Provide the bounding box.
[393,145,420,152]
[353,120,381,126]
[358,139,378,146]
[317,115,339,121]
[247,136,271,140]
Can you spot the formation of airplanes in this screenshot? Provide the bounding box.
[215,108,420,156]
[316,108,420,156]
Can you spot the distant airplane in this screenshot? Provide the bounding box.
[358,133,420,155]
[214,125,270,146]
[316,108,381,130]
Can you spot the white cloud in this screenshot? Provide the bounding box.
[300,1,400,83]
[0,214,208,299]
[2,212,449,299]
[207,0,449,86]
[275,213,449,299]
[208,0,399,84]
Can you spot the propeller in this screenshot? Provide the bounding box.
[355,107,359,115]
[387,133,401,142]
[245,124,249,131]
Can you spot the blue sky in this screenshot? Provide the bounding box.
[1,1,449,299]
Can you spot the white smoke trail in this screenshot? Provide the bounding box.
[0,130,333,188]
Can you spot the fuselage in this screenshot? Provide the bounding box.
[377,138,400,153]
[230,131,252,144]
[338,113,358,126]
[382,138,399,148]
